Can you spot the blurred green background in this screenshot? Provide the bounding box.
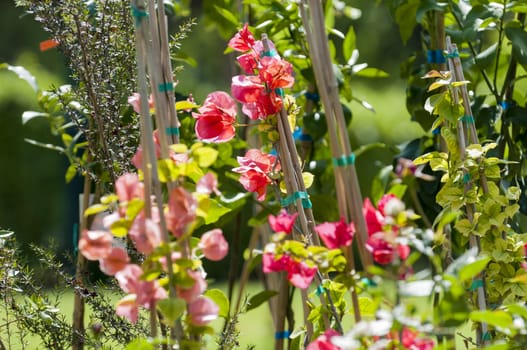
[0,1,423,264]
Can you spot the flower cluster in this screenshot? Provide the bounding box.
[192,91,237,143]
[228,23,294,120]
[363,194,411,265]
[79,172,229,325]
[262,210,317,289]
[232,148,279,201]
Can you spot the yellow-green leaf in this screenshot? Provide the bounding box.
[175,101,199,111]
[84,204,108,217]
[194,147,218,168]
[302,172,314,189]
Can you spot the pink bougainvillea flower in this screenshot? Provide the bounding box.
[366,232,394,265]
[193,91,237,143]
[127,92,154,114]
[199,229,229,261]
[238,169,271,201]
[236,52,259,74]
[236,149,278,172]
[287,260,317,289]
[188,296,220,326]
[99,246,129,276]
[128,216,162,255]
[268,209,298,234]
[78,229,113,261]
[402,328,435,350]
[165,187,197,237]
[363,198,384,235]
[315,218,355,249]
[233,149,278,201]
[258,56,295,90]
[116,294,139,324]
[115,264,143,294]
[115,173,144,205]
[227,23,255,52]
[306,329,343,350]
[231,75,282,120]
[262,252,292,273]
[196,172,221,196]
[115,264,167,322]
[177,269,207,303]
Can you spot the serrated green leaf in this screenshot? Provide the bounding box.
[204,289,229,318]
[246,290,279,312]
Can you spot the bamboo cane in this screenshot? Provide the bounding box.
[300,0,373,271]
[445,37,489,345]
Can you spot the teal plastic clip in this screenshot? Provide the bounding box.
[332,153,355,167]
[280,191,312,209]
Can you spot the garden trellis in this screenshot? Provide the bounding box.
[3,1,527,349]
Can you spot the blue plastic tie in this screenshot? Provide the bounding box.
[469,279,483,291]
[275,330,290,339]
[459,115,474,124]
[482,332,491,341]
[432,126,442,135]
[304,91,320,103]
[298,133,313,142]
[500,101,510,110]
[166,127,180,136]
[315,285,325,296]
[131,4,148,26]
[463,173,471,184]
[446,49,459,59]
[262,49,278,58]
[427,49,446,64]
[332,153,356,167]
[280,191,312,209]
[158,82,174,93]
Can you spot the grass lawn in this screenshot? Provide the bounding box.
[1,280,475,349]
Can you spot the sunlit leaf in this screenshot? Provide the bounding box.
[204,289,230,318]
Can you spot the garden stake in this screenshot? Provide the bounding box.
[300,0,373,272]
[446,38,489,345]
[132,0,183,342]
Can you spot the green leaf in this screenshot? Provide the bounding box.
[470,310,513,329]
[110,219,131,237]
[246,290,279,312]
[175,100,199,110]
[126,338,154,350]
[458,256,490,282]
[158,298,186,324]
[193,146,218,168]
[343,27,356,62]
[387,183,407,198]
[0,63,38,92]
[196,197,231,225]
[357,297,376,317]
[475,43,498,69]
[394,0,419,44]
[212,5,239,27]
[84,203,108,217]
[353,67,389,78]
[65,164,77,183]
[204,289,230,318]
[21,111,48,124]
